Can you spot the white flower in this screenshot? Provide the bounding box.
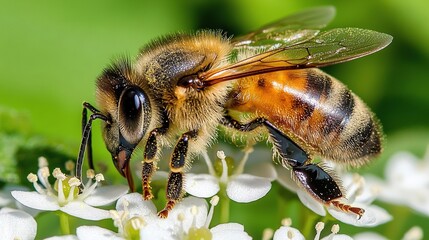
[11,157,128,220]
[77,193,251,240]
[276,165,391,227]
[0,185,40,216]
[366,150,429,216]
[44,235,79,240]
[272,219,353,240]
[185,148,276,203]
[0,207,37,240]
[353,226,423,240]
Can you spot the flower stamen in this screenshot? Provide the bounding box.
[202,151,216,176]
[281,218,292,227]
[331,224,339,234]
[38,166,51,191]
[27,173,46,194]
[79,173,105,199]
[217,151,229,184]
[65,160,75,175]
[314,222,325,240]
[403,226,423,240]
[234,147,254,175]
[205,195,219,228]
[262,228,274,240]
[67,177,81,202]
[38,156,49,168]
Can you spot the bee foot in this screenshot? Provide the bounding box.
[143,192,154,200]
[330,200,365,219]
[157,200,176,218]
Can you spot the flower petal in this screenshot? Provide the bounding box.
[353,232,388,240]
[11,191,60,211]
[408,192,429,216]
[227,174,271,202]
[385,152,427,189]
[275,167,299,193]
[248,162,277,181]
[211,223,251,240]
[116,193,157,218]
[61,201,110,220]
[84,185,129,206]
[321,234,353,240]
[166,196,208,230]
[44,235,78,240]
[296,190,326,216]
[210,222,244,232]
[273,226,305,240]
[185,173,220,198]
[77,226,124,240]
[140,223,174,240]
[328,204,392,227]
[0,208,37,240]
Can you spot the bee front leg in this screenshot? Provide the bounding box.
[142,112,169,200]
[79,102,102,176]
[158,130,197,218]
[142,129,162,199]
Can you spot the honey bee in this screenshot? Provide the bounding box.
[76,6,392,218]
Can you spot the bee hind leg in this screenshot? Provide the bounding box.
[293,163,365,219]
[264,121,364,218]
[158,130,197,218]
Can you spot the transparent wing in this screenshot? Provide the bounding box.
[201,28,392,84]
[233,6,336,47]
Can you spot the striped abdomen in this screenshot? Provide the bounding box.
[226,68,382,166]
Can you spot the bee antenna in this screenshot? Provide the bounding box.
[76,103,108,183]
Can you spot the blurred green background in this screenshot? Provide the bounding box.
[1,0,429,238]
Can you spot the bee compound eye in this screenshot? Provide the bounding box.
[118,86,151,144]
[122,88,143,118]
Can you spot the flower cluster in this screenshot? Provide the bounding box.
[11,157,128,220]
[366,149,429,216]
[75,194,251,240]
[185,149,276,203]
[2,145,429,239]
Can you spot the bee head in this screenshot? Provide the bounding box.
[96,59,152,189]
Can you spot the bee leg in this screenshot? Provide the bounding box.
[264,121,364,218]
[263,121,310,167]
[158,130,197,218]
[81,102,101,172]
[293,164,364,218]
[76,105,108,190]
[330,199,365,217]
[142,129,163,199]
[220,115,265,132]
[221,116,364,217]
[142,112,169,200]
